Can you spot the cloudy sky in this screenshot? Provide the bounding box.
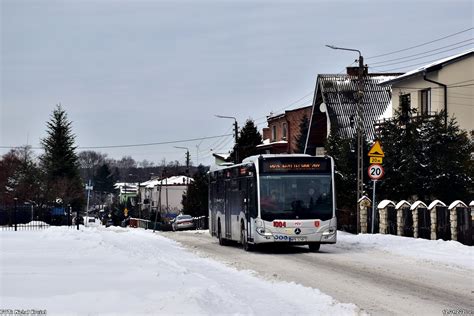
[1,0,472,166]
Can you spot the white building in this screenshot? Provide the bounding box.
[139,176,193,219]
[380,49,473,134]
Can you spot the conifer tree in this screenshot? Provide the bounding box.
[229,119,262,163]
[40,105,84,207]
[295,114,309,153]
[181,165,209,217]
[378,110,473,202]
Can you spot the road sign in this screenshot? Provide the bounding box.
[368,164,384,180]
[368,140,385,157]
[370,157,383,164]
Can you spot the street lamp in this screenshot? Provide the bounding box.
[326,44,365,233]
[215,115,239,163]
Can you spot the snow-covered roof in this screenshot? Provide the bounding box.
[358,196,371,203]
[395,200,411,210]
[410,201,427,211]
[377,200,395,209]
[427,200,447,210]
[212,152,231,160]
[448,200,468,210]
[380,49,474,85]
[309,73,401,141]
[141,176,194,188]
[256,140,288,148]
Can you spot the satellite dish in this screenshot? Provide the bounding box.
[319,103,327,113]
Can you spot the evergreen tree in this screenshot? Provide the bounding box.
[325,131,370,211]
[378,110,473,202]
[181,165,209,217]
[40,105,84,208]
[93,163,116,193]
[229,119,262,163]
[294,114,309,153]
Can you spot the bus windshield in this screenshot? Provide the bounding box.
[259,174,333,221]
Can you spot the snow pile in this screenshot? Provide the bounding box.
[0,227,362,315]
[336,231,473,270]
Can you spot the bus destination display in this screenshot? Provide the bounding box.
[261,159,329,173]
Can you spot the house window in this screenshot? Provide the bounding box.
[282,123,287,140]
[400,93,411,122]
[420,89,431,115]
[272,125,277,141]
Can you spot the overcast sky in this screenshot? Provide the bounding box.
[1,0,472,167]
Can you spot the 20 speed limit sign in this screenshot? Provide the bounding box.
[368,164,384,180]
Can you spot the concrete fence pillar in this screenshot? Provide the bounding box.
[448,200,468,242]
[427,200,446,240]
[410,201,427,239]
[377,200,395,234]
[395,200,411,236]
[358,196,372,234]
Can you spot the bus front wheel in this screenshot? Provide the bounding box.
[308,243,321,252]
[240,226,253,252]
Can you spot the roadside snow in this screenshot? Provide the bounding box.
[0,227,361,316]
[336,231,473,270]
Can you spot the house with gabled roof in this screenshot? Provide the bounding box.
[257,105,312,154]
[304,67,402,155]
[379,49,473,134]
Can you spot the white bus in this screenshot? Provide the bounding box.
[209,154,336,251]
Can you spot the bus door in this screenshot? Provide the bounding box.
[224,180,232,238]
[246,178,256,241]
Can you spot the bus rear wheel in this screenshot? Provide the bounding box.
[308,243,321,252]
[218,221,226,246]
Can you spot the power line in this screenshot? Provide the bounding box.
[375,52,473,72]
[369,38,473,65]
[368,42,473,68]
[0,133,233,150]
[367,27,473,59]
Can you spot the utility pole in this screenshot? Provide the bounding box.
[326,45,365,233]
[215,115,239,163]
[174,146,190,211]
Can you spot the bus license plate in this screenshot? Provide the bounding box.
[289,237,307,242]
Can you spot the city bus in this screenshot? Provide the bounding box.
[208,154,336,251]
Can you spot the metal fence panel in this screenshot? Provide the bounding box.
[418,208,430,240]
[402,207,414,237]
[387,206,397,235]
[436,206,451,241]
[457,207,472,246]
[0,205,53,231]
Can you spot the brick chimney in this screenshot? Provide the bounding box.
[346,66,368,76]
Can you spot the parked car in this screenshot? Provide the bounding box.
[84,216,100,227]
[171,215,194,231]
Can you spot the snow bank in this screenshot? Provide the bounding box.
[0,227,361,315]
[336,231,473,270]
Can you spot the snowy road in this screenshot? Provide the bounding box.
[162,230,474,316]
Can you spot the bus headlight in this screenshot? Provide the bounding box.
[322,227,336,236]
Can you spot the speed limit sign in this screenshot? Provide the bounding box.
[368,164,384,180]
